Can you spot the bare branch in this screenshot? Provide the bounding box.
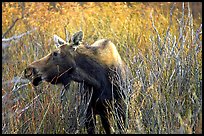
[2,76,30,85]
[2,18,19,38]
[163,3,176,46]
[2,28,37,49]
[64,26,70,43]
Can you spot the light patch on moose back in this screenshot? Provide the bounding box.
[77,39,123,68]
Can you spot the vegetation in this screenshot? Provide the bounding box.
[2,2,202,134]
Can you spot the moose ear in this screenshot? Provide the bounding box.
[53,34,66,47]
[71,31,83,45]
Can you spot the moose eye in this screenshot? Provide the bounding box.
[53,52,58,57]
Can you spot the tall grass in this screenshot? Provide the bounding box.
[2,2,202,134]
[126,3,202,134]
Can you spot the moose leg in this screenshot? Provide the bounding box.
[98,105,111,134]
[85,106,96,134]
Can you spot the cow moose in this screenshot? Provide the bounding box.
[24,31,130,134]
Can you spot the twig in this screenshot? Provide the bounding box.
[11,71,28,93]
[150,9,162,55]
[2,28,36,43]
[3,76,29,85]
[2,18,19,38]
[64,26,70,43]
[2,28,37,49]
[35,92,58,134]
[163,3,176,47]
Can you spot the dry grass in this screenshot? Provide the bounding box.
[2,2,202,134]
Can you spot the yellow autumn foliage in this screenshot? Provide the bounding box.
[2,2,202,134]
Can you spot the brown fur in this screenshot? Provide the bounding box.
[75,39,127,88]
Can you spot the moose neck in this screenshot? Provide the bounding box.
[71,67,101,89]
[74,53,110,88]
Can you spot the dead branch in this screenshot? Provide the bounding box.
[2,28,36,49]
[2,18,19,38]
